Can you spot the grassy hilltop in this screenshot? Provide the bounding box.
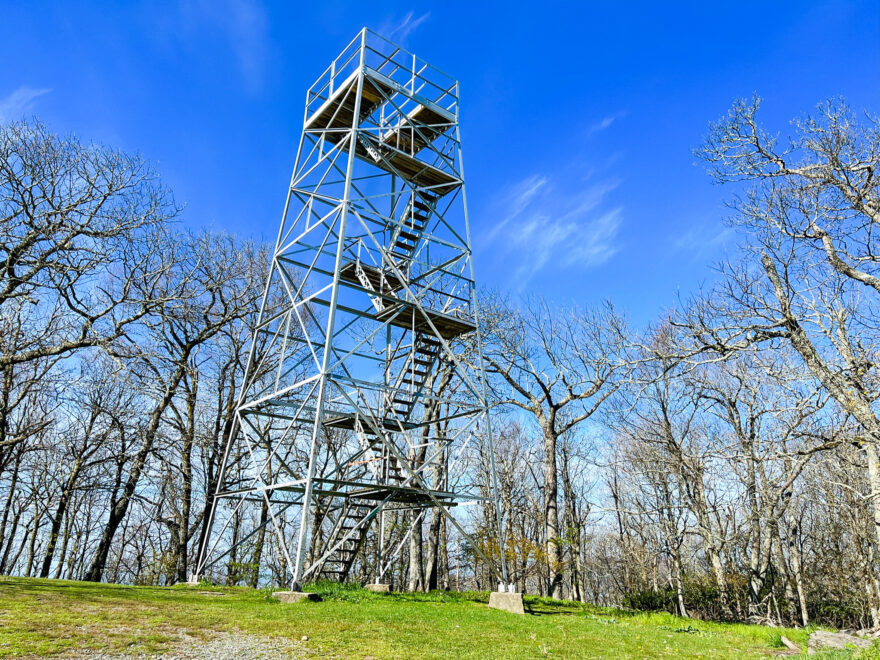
[0,577,859,658]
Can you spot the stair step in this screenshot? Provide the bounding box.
[404,221,427,233]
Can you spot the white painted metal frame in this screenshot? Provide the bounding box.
[195,28,507,590]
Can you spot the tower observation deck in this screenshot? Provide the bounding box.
[195,29,507,590]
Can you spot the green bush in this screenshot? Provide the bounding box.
[622,588,678,613]
[622,582,730,622]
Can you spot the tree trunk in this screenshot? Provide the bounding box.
[0,448,22,561]
[25,499,43,577]
[226,505,242,586]
[54,497,78,580]
[672,550,688,618]
[0,506,23,573]
[40,460,83,578]
[194,411,235,576]
[864,442,880,551]
[176,380,197,584]
[560,445,583,602]
[688,474,730,616]
[425,437,446,591]
[250,497,269,588]
[425,505,442,591]
[408,510,423,592]
[773,522,798,625]
[542,421,563,599]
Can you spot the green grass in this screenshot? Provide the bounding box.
[0,576,827,658]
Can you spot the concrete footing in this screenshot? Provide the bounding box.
[488,591,525,615]
[365,583,391,593]
[273,591,321,603]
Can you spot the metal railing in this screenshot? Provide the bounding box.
[305,28,459,124]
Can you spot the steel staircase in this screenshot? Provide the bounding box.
[389,333,441,422]
[317,192,445,582]
[354,260,391,312]
[389,192,436,267]
[317,499,373,581]
[352,415,406,486]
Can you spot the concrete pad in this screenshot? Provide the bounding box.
[273,591,321,603]
[488,591,525,615]
[365,583,391,593]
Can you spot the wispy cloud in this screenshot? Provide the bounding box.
[0,86,51,122]
[672,221,734,261]
[587,111,626,136]
[182,0,269,91]
[484,174,623,288]
[378,11,430,44]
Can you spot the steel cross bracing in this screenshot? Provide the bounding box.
[195,28,508,590]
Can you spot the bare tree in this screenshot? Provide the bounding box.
[482,295,628,598]
[689,98,880,550]
[84,231,261,582]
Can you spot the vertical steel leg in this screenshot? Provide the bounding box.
[290,44,368,590]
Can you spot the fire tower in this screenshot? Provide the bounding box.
[195,29,506,590]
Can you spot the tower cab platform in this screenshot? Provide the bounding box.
[304,67,460,196]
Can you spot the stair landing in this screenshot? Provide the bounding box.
[338,261,403,292]
[323,412,418,433]
[376,302,475,340]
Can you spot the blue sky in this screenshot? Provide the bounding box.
[2,1,877,325]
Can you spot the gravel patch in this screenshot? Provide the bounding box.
[60,631,307,659]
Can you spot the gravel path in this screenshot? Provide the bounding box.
[60,632,308,659]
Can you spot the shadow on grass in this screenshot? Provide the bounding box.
[0,576,255,611]
[301,579,491,605]
[1,576,659,625]
[300,580,640,620]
